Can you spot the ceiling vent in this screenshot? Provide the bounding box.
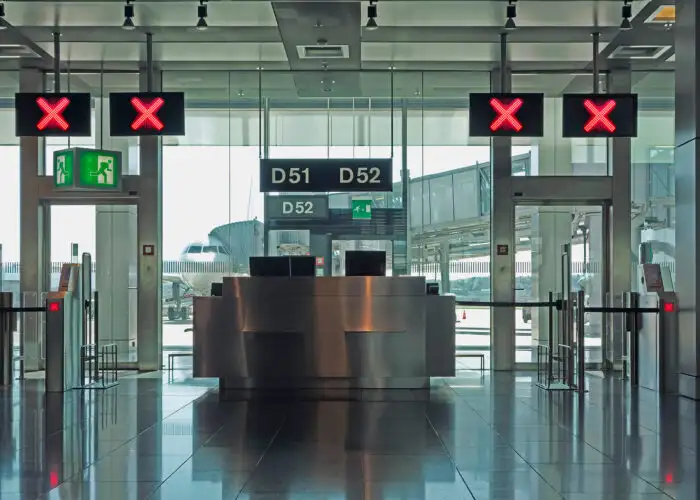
[609,45,671,59]
[296,45,349,59]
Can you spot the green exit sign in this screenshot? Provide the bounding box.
[352,198,372,220]
[54,148,122,191]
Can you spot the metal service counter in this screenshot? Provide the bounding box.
[192,276,454,390]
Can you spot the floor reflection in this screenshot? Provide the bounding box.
[0,371,692,499]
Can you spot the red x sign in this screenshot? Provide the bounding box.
[583,99,616,133]
[490,98,523,132]
[130,97,165,131]
[36,97,70,131]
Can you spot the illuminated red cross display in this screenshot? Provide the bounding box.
[131,97,165,131]
[36,97,70,131]
[490,97,523,132]
[583,99,616,133]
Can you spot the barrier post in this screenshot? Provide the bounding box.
[0,292,13,385]
[548,291,554,385]
[576,289,586,392]
[629,291,640,385]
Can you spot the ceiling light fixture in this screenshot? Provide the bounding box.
[505,0,517,31]
[620,0,632,30]
[366,0,378,31]
[122,0,135,31]
[0,3,6,30]
[196,0,208,31]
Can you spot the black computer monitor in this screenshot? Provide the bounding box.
[345,251,386,276]
[289,256,315,277]
[210,282,223,296]
[249,256,290,277]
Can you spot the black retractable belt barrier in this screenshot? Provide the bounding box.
[456,300,563,310]
[0,304,47,385]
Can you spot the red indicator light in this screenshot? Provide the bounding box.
[490,97,523,132]
[665,472,674,484]
[49,470,59,488]
[36,97,70,131]
[663,302,675,313]
[48,302,60,312]
[583,99,616,133]
[131,97,165,131]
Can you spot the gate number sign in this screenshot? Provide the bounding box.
[562,94,638,138]
[260,159,393,193]
[469,93,544,137]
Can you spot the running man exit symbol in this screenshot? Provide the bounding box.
[94,156,115,185]
[352,199,372,220]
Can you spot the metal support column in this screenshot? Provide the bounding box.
[19,68,46,373]
[0,293,12,385]
[490,35,515,370]
[137,36,163,371]
[609,68,633,369]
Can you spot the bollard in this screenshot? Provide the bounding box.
[629,292,640,386]
[0,292,13,385]
[577,289,586,392]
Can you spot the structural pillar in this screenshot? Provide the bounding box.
[609,68,633,367]
[490,69,515,370]
[18,68,47,372]
[530,97,573,346]
[137,69,163,371]
[674,0,700,398]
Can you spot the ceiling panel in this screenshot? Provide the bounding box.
[3,1,277,28]
[375,0,652,28]
[363,42,609,63]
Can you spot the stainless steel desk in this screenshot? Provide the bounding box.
[193,276,455,390]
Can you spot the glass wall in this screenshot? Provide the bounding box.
[0,73,18,297]
[160,70,496,367]
[631,71,675,287]
[162,71,262,353]
[511,73,608,176]
[401,72,493,368]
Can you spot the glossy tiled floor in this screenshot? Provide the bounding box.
[0,369,696,500]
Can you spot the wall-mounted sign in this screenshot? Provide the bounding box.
[109,92,185,136]
[15,93,92,137]
[266,195,329,219]
[562,94,638,137]
[53,148,122,191]
[469,93,544,137]
[497,244,509,256]
[351,198,372,220]
[260,158,393,193]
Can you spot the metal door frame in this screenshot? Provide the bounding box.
[512,198,612,371]
[36,182,140,371]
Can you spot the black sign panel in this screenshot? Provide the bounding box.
[109,92,185,136]
[260,159,393,193]
[562,93,638,138]
[267,195,329,219]
[469,93,544,137]
[15,93,92,137]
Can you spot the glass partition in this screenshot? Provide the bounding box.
[631,71,675,288]
[0,72,19,297]
[510,73,608,176]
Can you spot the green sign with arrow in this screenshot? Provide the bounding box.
[352,198,372,220]
[53,148,122,191]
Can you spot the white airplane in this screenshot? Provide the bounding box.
[162,220,263,321]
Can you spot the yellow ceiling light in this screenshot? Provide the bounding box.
[646,5,675,24]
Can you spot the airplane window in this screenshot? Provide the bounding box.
[188,245,202,253]
[218,246,230,255]
[203,246,218,253]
